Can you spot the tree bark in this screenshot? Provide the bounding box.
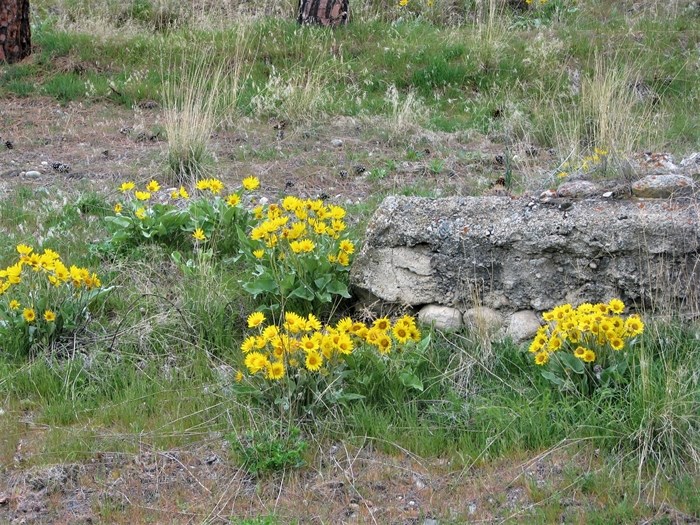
[298,0,348,27]
[0,0,31,64]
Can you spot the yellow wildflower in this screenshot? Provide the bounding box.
[192,228,206,241]
[23,307,36,323]
[16,244,33,256]
[305,350,323,371]
[242,176,260,191]
[339,240,355,254]
[534,351,549,365]
[267,361,286,380]
[226,194,241,207]
[247,311,266,328]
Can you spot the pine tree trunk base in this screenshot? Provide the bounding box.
[298,0,349,27]
[0,0,31,64]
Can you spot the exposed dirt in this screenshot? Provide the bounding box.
[0,97,551,206]
[0,423,614,525]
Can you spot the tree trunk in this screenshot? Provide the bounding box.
[0,0,31,64]
[298,0,348,27]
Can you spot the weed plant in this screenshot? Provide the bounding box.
[0,245,107,358]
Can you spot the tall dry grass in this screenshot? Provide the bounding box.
[161,31,249,185]
[553,53,660,167]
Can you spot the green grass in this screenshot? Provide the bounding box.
[3,3,696,152]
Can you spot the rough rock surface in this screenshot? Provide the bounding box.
[418,305,464,331]
[556,180,600,199]
[350,196,700,316]
[631,174,696,199]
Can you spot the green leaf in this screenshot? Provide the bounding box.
[558,352,585,374]
[314,275,332,290]
[399,371,424,391]
[338,392,365,402]
[541,370,565,385]
[289,285,314,301]
[280,273,297,294]
[315,292,332,304]
[415,333,431,352]
[615,359,628,375]
[326,280,351,298]
[104,216,132,229]
[243,276,278,296]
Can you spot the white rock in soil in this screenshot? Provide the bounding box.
[506,310,541,343]
[418,305,463,332]
[331,138,343,147]
[24,170,41,178]
[463,307,503,337]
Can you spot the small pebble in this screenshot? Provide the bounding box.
[25,170,41,178]
[602,191,613,198]
[331,139,343,147]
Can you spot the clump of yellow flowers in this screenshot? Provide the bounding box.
[530,299,644,393]
[241,196,358,316]
[0,244,105,356]
[107,176,256,254]
[557,147,609,179]
[237,310,422,414]
[240,311,421,380]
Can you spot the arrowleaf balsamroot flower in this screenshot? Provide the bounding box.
[305,350,323,371]
[242,176,260,191]
[530,299,644,393]
[247,311,266,328]
[23,308,36,323]
[192,228,206,241]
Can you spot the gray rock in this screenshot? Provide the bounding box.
[350,195,700,316]
[507,310,542,342]
[680,152,700,177]
[556,180,599,198]
[463,307,503,337]
[680,152,699,168]
[330,138,343,147]
[418,305,463,332]
[24,170,41,179]
[632,174,695,198]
